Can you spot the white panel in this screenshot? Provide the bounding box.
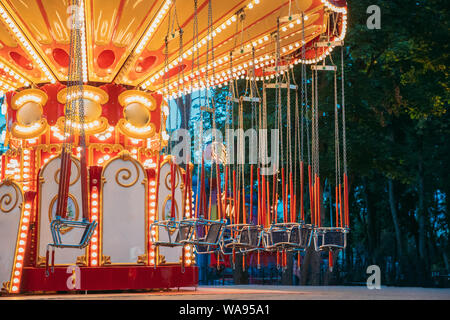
[157,159,184,264]
[101,156,146,264]
[0,181,23,290]
[38,156,85,264]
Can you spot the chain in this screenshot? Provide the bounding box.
[291,67,299,200]
[341,46,347,175]
[334,70,341,188]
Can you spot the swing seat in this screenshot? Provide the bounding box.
[150,219,194,247]
[313,227,348,252]
[264,223,303,251]
[50,216,97,249]
[219,226,234,255]
[223,224,262,253]
[180,219,226,254]
[291,223,314,251]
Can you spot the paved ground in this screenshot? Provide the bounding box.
[1,285,450,300]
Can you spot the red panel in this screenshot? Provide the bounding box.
[9,51,33,70]
[97,50,116,69]
[99,83,126,126]
[5,91,16,130]
[150,92,162,133]
[20,265,198,292]
[41,83,66,126]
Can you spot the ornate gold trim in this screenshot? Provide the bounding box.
[55,116,109,136]
[101,255,111,265]
[37,256,46,267]
[0,179,20,213]
[11,119,49,139]
[54,158,81,185]
[57,85,108,105]
[5,148,19,158]
[137,254,147,265]
[115,161,140,188]
[35,144,62,154]
[117,118,156,139]
[76,255,88,266]
[2,281,10,293]
[48,193,79,234]
[138,147,159,158]
[11,88,48,110]
[90,143,124,154]
[118,90,157,111]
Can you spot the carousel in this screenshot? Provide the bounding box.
[0,0,349,294]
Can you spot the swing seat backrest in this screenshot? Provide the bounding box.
[248,227,260,247]
[323,229,345,247]
[50,218,97,248]
[239,227,250,245]
[271,229,288,245]
[300,225,313,248]
[196,244,210,254]
[220,227,234,254]
[78,221,97,248]
[176,224,193,242]
[289,226,300,244]
[204,223,223,245]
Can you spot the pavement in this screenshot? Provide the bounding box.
[1,285,450,300]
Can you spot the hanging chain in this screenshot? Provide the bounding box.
[334,70,341,189]
[341,46,347,175]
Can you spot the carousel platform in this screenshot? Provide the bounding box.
[20,265,198,293]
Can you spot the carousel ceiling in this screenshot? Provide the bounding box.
[0,0,347,95]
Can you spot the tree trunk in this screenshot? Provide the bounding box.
[362,177,376,264]
[417,147,429,285]
[388,178,403,269]
[281,252,294,285]
[232,253,249,284]
[301,245,321,285]
[176,93,192,131]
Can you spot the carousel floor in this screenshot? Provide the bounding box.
[1,285,449,300]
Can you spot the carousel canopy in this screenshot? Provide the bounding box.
[0,0,347,95]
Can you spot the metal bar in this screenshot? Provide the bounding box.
[264,83,298,89]
[311,65,337,71]
[315,40,344,47]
